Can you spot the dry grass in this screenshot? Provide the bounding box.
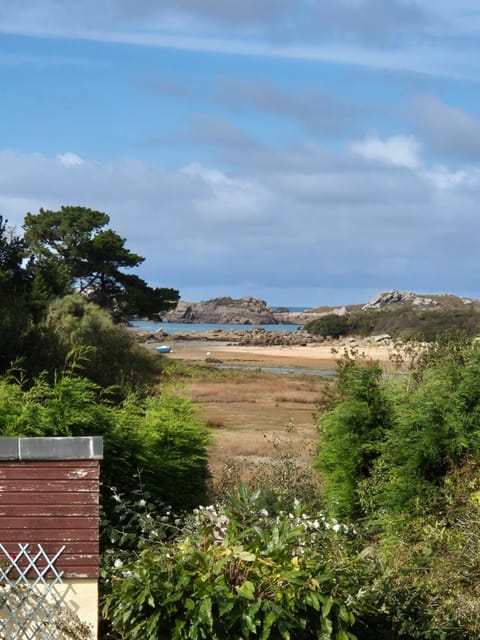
[177,368,329,481]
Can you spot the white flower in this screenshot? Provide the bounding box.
[114,559,123,568]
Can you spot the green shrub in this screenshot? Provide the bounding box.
[316,353,394,519]
[354,460,480,640]
[104,486,365,640]
[306,307,480,342]
[306,314,351,339]
[317,337,480,520]
[377,342,480,514]
[0,373,210,512]
[33,294,161,395]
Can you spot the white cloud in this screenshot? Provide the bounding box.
[181,162,271,220]
[56,152,84,167]
[424,165,480,190]
[349,133,422,169]
[2,146,480,304]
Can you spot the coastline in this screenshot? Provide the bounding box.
[165,340,402,371]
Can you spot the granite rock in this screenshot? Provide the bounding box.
[160,296,279,325]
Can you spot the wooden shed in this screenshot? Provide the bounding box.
[0,436,103,639]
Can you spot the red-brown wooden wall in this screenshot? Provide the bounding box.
[0,460,100,578]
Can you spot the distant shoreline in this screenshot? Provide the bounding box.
[131,320,302,333]
[164,339,403,372]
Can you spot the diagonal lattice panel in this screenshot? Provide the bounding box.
[0,543,66,639]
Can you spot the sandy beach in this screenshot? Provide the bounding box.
[166,339,402,371]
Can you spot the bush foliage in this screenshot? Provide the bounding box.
[317,339,480,519]
[104,487,364,640]
[0,372,210,512]
[316,354,394,519]
[30,294,162,396]
[313,336,480,638]
[306,306,480,342]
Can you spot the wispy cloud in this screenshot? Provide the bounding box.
[216,78,354,135]
[150,114,260,149]
[0,11,478,80]
[3,2,480,305]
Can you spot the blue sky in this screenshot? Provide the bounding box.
[2,1,480,307]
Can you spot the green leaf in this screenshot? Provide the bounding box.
[259,610,278,640]
[309,593,320,611]
[198,598,213,629]
[322,596,334,618]
[241,613,257,635]
[236,580,256,600]
[217,596,235,617]
[338,605,354,624]
[321,616,333,635]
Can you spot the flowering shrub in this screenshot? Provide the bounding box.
[103,486,367,639]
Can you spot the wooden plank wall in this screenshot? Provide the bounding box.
[0,460,100,578]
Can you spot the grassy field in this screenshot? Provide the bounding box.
[171,365,329,483]
[162,339,405,485]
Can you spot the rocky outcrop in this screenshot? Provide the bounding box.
[273,306,349,325]
[134,290,480,337]
[129,325,320,346]
[362,290,439,311]
[160,297,279,325]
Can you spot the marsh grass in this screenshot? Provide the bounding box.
[209,424,323,512]
[176,367,327,481]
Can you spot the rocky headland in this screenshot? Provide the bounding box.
[157,290,480,326]
[128,290,480,348]
[160,296,279,325]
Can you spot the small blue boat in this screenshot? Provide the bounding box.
[156,345,172,354]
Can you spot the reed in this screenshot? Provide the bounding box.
[177,368,328,480]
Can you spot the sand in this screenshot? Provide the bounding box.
[165,340,402,371]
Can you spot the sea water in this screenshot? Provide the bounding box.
[131,311,335,376]
[132,306,309,333]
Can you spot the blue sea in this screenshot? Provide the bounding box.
[132,306,308,334]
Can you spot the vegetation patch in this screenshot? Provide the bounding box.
[306,306,480,342]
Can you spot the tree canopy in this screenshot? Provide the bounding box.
[23,205,179,318]
[0,216,28,293]
[0,217,33,369]
[0,205,179,377]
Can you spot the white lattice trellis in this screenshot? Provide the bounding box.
[0,543,66,640]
